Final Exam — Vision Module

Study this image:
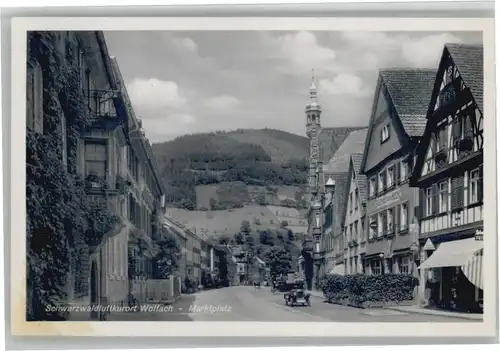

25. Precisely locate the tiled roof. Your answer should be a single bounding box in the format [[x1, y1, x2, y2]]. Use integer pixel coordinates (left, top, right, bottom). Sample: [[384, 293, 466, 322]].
[[323, 172, 349, 235], [380, 69, 437, 137], [350, 153, 367, 205], [324, 128, 368, 173], [445, 43, 483, 113], [318, 127, 366, 163]]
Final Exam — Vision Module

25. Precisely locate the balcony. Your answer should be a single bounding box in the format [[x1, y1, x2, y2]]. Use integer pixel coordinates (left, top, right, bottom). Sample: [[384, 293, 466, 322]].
[[86, 89, 127, 129]]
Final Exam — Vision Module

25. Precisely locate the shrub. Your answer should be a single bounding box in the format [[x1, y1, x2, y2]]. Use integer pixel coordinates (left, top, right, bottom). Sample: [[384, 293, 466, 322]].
[[320, 274, 419, 305]]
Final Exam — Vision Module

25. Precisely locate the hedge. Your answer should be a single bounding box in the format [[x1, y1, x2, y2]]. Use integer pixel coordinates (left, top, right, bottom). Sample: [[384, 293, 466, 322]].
[[320, 274, 419, 305]]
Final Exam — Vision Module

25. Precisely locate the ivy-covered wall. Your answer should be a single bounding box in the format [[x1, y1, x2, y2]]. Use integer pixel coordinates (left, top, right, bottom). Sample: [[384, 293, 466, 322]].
[[26, 31, 118, 320]]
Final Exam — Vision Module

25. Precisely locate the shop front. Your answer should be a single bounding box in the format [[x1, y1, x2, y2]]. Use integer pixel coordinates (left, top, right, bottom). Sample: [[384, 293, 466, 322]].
[[418, 234, 483, 313]]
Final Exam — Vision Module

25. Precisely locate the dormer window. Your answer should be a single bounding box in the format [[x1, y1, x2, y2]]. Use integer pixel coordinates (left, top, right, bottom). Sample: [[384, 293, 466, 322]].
[[381, 124, 390, 143]]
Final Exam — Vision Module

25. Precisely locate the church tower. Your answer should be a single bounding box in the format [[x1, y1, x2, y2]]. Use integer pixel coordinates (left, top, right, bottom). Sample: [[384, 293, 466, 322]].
[[305, 70, 322, 195]]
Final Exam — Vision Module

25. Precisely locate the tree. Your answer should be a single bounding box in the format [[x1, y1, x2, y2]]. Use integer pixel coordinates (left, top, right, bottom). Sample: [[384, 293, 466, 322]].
[[240, 220, 251, 236], [217, 235, 231, 245], [259, 230, 269, 245], [154, 230, 181, 279], [264, 247, 292, 279], [234, 232, 244, 245]]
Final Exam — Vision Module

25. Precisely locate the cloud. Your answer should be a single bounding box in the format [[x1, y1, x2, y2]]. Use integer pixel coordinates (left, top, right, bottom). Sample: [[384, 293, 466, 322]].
[[319, 74, 370, 97], [171, 36, 199, 53], [104, 30, 480, 143], [400, 33, 462, 67], [126, 78, 187, 112], [204, 95, 241, 111], [268, 31, 337, 75]]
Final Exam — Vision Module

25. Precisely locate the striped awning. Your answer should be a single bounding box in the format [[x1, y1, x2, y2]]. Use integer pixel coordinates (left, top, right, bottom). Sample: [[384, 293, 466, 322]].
[[418, 237, 483, 290], [461, 249, 483, 290]]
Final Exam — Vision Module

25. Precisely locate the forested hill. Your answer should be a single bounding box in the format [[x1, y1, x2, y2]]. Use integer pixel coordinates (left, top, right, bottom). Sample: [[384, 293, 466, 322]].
[[151, 128, 310, 211]]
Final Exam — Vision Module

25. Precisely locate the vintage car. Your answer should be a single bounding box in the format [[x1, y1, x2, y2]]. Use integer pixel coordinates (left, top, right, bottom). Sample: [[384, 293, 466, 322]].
[[284, 280, 311, 306]]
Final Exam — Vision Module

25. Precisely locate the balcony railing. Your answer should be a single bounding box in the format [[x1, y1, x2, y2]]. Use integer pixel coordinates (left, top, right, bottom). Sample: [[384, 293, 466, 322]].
[[87, 89, 120, 119]]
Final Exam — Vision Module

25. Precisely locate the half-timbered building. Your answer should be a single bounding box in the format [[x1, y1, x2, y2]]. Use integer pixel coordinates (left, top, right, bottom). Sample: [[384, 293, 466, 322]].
[[410, 44, 484, 313], [360, 68, 436, 281]]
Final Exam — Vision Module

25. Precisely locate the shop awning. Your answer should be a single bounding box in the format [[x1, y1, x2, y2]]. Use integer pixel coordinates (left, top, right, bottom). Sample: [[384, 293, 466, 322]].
[[328, 264, 345, 276], [418, 237, 483, 270], [462, 249, 483, 290]]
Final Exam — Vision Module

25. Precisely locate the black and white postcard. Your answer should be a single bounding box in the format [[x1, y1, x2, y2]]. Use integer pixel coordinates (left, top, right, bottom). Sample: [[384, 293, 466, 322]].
[[8, 16, 497, 338]]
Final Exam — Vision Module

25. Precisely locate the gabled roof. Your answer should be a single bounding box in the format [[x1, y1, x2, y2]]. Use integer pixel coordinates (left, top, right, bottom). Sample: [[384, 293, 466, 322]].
[[318, 127, 366, 163], [445, 44, 483, 113], [324, 128, 368, 173], [360, 68, 436, 173], [322, 129, 369, 235], [410, 43, 484, 185], [351, 153, 367, 205]]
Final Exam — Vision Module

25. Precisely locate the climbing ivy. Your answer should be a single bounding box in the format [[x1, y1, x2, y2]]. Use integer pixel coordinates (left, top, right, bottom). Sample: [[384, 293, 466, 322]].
[[26, 31, 118, 321]]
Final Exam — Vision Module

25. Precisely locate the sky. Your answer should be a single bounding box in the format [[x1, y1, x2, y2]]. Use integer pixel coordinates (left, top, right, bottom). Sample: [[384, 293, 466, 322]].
[[104, 30, 482, 143]]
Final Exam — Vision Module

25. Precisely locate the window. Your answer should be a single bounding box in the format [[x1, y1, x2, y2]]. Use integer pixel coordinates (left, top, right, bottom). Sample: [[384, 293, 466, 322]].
[[387, 165, 395, 188], [400, 203, 408, 231], [377, 212, 385, 237], [361, 219, 365, 241], [78, 49, 86, 91], [400, 160, 408, 182], [469, 169, 480, 204], [439, 180, 448, 213], [378, 171, 386, 193], [369, 177, 376, 197], [436, 127, 448, 152], [398, 256, 410, 275], [28, 61, 44, 133], [387, 208, 394, 234], [349, 224, 353, 243], [354, 220, 359, 242], [371, 260, 382, 275], [349, 192, 353, 212], [381, 125, 390, 143], [355, 189, 359, 209], [425, 187, 433, 217], [84, 141, 107, 179]]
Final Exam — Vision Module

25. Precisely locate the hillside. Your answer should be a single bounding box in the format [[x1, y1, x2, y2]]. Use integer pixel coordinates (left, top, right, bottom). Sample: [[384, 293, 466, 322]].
[[152, 128, 311, 211], [165, 204, 308, 239]]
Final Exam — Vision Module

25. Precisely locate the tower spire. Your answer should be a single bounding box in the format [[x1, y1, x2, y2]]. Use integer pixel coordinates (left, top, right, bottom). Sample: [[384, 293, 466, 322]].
[[309, 68, 317, 102]]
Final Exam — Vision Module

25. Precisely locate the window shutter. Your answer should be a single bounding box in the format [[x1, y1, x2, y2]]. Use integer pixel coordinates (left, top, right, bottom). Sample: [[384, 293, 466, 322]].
[[457, 174, 465, 208], [380, 128, 383, 142], [419, 188, 425, 220], [432, 184, 438, 215], [450, 176, 458, 210], [478, 164, 483, 202], [396, 162, 401, 184]]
